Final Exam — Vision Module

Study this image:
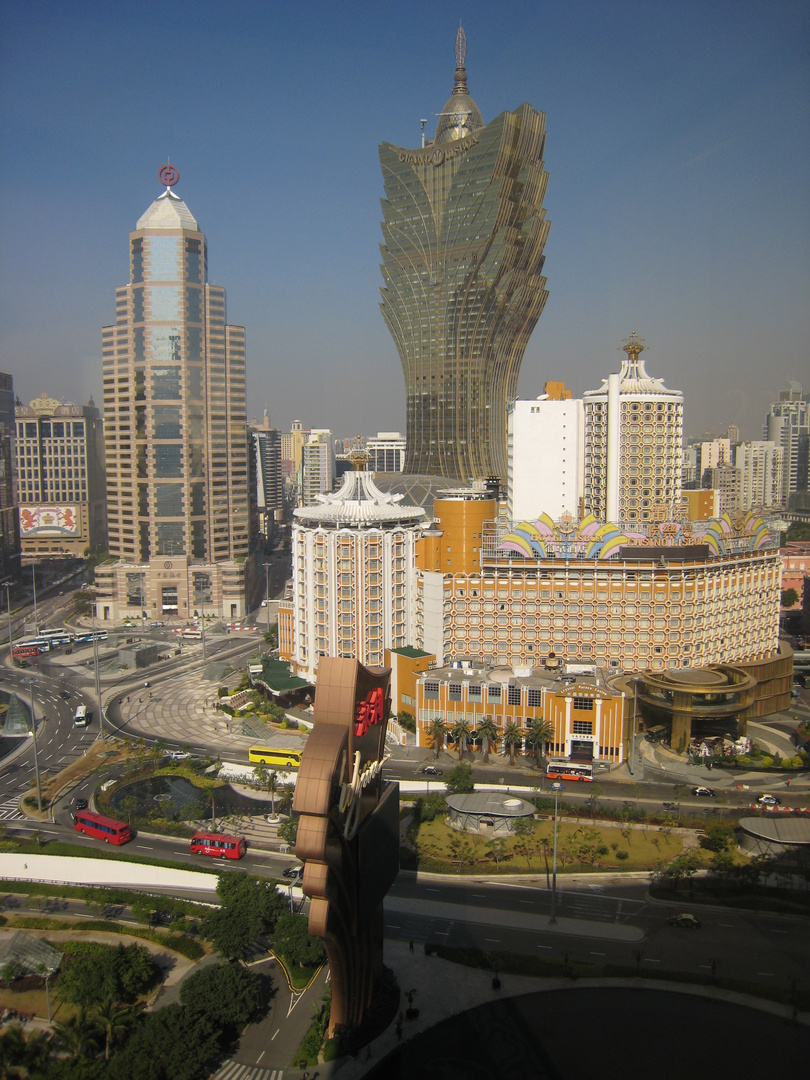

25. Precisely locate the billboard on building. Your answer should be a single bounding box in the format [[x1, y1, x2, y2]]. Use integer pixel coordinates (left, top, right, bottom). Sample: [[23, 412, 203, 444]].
[[20, 506, 79, 536]]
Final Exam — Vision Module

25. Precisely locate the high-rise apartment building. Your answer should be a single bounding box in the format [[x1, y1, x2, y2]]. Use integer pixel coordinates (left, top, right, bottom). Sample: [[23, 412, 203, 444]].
[[252, 410, 282, 539], [735, 441, 784, 512], [699, 438, 731, 485], [0, 372, 19, 579], [706, 464, 740, 515], [15, 394, 106, 559], [378, 28, 550, 480], [95, 173, 251, 621], [763, 381, 809, 507], [507, 390, 584, 521], [583, 333, 683, 523], [300, 430, 334, 507]]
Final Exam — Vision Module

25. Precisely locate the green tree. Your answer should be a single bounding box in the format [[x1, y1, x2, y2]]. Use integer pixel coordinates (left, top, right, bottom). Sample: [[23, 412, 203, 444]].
[[278, 815, 298, 847], [202, 872, 285, 959], [253, 763, 280, 818], [93, 998, 137, 1062], [501, 721, 524, 767], [511, 816, 537, 867], [53, 1008, 99, 1060], [665, 850, 701, 892], [271, 914, 326, 969], [781, 587, 799, 607], [444, 763, 474, 794], [475, 716, 499, 763], [180, 961, 263, 1034], [702, 822, 734, 853], [486, 836, 508, 869], [447, 831, 481, 873], [426, 717, 447, 760], [524, 717, 555, 768], [450, 717, 473, 761], [108, 1004, 219, 1080]]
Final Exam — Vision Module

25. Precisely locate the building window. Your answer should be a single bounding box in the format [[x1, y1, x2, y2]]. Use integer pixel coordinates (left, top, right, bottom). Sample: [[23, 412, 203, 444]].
[[487, 685, 502, 703], [527, 688, 543, 708], [572, 697, 594, 711], [448, 683, 462, 701], [468, 684, 482, 701], [572, 719, 593, 735], [424, 681, 440, 700], [507, 686, 521, 705]]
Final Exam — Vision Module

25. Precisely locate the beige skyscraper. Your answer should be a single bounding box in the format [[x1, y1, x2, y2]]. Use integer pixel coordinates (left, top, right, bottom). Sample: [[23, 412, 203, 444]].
[[95, 173, 251, 622]]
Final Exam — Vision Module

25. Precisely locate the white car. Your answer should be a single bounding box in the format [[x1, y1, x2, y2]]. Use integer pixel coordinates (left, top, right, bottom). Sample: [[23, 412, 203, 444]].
[[756, 794, 781, 807]]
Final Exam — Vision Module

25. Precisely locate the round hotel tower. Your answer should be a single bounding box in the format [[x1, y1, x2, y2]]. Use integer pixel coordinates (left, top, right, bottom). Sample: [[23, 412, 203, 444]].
[[378, 28, 550, 482], [286, 463, 427, 683]]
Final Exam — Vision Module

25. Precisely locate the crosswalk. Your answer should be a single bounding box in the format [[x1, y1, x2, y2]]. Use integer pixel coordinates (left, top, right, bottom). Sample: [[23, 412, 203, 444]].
[[0, 796, 22, 820], [214, 1062, 285, 1080]]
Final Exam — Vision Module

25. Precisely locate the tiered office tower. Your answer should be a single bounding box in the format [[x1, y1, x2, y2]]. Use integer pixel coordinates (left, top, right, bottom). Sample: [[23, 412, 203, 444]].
[[96, 173, 251, 621], [582, 332, 683, 523], [378, 28, 550, 481]]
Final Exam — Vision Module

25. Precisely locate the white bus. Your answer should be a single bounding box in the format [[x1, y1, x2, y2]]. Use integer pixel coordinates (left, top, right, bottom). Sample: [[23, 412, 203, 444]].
[[73, 705, 89, 728]]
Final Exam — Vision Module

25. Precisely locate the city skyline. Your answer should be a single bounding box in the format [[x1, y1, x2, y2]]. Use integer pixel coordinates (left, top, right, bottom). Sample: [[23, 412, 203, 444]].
[[1, 0, 808, 443]]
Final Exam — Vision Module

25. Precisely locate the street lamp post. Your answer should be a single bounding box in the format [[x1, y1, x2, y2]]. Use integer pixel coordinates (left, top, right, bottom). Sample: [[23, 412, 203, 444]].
[[549, 781, 563, 924], [91, 600, 104, 736], [31, 561, 38, 632], [199, 576, 207, 662], [24, 678, 43, 813], [265, 562, 271, 635], [2, 581, 13, 663], [629, 678, 641, 777]]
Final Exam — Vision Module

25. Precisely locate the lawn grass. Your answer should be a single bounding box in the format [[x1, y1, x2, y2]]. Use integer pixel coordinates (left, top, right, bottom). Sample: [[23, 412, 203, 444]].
[[413, 816, 686, 874]]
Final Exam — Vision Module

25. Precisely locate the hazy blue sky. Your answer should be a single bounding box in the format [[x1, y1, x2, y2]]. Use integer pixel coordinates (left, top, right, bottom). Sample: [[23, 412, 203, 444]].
[[1, 0, 807, 441]]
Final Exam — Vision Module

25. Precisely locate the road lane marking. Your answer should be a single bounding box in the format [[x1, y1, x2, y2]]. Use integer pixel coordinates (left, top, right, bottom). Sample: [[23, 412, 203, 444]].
[[485, 938, 500, 943], [257, 1051, 265, 1063], [271, 1029, 280, 1040], [769, 930, 787, 935], [537, 945, 552, 949], [435, 931, 450, 936], [519, 900, 533, 905], [642, 958, 660, 963], [426, 888, 440, 892], [590, 952, 606, 956], [757, 972, 775, 977]]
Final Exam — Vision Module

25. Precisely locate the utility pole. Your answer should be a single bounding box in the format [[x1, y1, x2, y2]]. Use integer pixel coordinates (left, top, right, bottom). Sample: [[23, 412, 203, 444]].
[[24, 678, 43, 813]]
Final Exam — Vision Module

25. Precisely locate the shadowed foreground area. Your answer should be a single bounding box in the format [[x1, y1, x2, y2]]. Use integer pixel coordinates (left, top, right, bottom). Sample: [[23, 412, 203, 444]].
[[365, 986, 809, 1080]]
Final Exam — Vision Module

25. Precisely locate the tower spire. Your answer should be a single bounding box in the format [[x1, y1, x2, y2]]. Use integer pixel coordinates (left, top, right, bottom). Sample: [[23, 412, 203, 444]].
[[453, 24, 469, 95]]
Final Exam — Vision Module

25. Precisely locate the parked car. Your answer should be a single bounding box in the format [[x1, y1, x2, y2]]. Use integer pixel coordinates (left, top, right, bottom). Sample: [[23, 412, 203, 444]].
[[669, 913, 701, 929], [420, 765, 443, 776], [283, 866, 304, 879], [757, 794, 781, 806], [692, 786, 716, 797]]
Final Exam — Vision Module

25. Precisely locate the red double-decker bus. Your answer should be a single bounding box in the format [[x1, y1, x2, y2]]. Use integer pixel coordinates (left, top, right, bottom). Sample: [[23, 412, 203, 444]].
[[190, 832, 246, 859], [73, 810, 131, 845], [12, 644, 40, 660]]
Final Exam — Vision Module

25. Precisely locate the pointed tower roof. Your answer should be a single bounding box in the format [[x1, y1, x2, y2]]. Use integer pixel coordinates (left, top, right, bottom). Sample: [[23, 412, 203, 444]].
[[136, 188, 199, 231], [294, 471, 427, 528], [434, 26, 484, 146]]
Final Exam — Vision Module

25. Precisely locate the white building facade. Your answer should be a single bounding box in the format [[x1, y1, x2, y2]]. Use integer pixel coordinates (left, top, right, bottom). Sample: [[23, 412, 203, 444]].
[[735, 441, 784, 512], [507, 396, 584, 521], [283, 470, 426, 682], [583, 332, 683, 524]]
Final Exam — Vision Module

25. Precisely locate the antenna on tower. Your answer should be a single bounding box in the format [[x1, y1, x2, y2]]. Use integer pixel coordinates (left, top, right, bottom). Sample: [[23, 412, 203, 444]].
[[420, 118, 428, 148]]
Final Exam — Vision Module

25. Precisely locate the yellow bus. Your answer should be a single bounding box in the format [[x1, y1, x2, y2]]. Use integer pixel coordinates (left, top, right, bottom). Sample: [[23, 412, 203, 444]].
[[248, 745, 303, 768]]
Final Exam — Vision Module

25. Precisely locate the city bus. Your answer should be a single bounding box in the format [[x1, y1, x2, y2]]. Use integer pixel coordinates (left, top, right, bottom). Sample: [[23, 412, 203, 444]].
[[71, 630, 109, 644], [15, 637, 51, 654], [12, 643, 40, 660], [40, 628, 72, 646], [546, 759, 594, 782], [73, 810, 131, 845], [73, 705, 89, 727], [248, 745, 303, 768], [190, 831, 246, 859], [181, 628, 202, 640]]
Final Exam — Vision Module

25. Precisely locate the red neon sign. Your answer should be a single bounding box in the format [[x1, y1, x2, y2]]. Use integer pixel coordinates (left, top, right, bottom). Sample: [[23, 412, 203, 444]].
[[353, 687, 384, 738]]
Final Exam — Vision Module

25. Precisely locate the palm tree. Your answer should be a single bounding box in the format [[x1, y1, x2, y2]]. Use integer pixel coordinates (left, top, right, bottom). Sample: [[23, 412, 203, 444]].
[[23, 1027, 53, 1075], [0, 1023, 28, 1076], [267, 770, 280, 820], [501, 721, 524, 767], [93, 997, 137, 1062], [451, 717, 473, 762], [426, 717, 447, 760], [524, 718, 555, 768], [476, 716, 499, 764], [53, 1007, 99, 1059]]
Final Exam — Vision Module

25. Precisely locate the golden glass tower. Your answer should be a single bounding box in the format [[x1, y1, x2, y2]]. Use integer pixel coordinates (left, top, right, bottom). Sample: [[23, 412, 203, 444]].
[[379, 28, 550, 480]]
